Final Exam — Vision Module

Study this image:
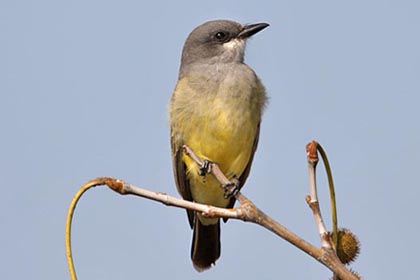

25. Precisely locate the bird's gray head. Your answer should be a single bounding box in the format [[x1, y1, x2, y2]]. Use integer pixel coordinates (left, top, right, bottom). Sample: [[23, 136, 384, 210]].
[[180, 20, 269, 73]]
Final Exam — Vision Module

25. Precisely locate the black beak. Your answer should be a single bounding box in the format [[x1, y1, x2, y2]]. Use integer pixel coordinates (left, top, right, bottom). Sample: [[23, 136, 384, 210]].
[[238, 22, 269, 39]]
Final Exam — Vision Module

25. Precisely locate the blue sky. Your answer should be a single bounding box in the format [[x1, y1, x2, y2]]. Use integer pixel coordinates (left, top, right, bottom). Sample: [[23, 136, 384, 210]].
[[1, 0, 419, 279]]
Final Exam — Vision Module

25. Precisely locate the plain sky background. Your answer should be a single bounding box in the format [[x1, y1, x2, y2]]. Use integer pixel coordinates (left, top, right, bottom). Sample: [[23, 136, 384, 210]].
[[1, 0, 419, 279]]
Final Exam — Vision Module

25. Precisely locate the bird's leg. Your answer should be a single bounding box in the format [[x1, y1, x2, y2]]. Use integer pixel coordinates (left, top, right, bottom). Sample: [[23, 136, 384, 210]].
[[223, 177, 240, 199]]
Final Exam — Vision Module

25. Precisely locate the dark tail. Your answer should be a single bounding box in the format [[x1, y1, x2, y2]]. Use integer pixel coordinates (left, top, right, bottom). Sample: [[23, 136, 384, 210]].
[[191, 217, 220, 272]]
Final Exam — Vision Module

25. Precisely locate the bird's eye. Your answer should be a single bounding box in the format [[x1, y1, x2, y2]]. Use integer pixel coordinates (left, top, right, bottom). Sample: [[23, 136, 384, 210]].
[[215, 32, 228, 41]]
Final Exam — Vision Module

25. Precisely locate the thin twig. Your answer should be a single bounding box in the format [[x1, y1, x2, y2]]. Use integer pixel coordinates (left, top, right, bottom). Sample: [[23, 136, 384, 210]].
[[306, 141, 331, 249]]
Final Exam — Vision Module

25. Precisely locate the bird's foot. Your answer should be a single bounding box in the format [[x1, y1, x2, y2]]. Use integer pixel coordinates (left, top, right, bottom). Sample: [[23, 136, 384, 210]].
[[199, 160, 212, 177], [223, 179, 240, 199]]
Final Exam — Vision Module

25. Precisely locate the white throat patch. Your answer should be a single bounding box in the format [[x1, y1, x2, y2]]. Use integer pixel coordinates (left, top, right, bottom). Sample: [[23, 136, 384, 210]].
[[223, 38, 245, 50]]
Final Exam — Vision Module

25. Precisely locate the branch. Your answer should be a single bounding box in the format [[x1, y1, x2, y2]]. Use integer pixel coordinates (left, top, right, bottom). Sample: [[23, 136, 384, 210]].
[[183, 144, 357, 280], [66, 146, 359, 280]]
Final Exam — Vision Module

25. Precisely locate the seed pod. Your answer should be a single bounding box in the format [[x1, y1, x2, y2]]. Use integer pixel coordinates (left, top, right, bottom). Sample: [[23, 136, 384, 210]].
[[329, 228, 361, 265]]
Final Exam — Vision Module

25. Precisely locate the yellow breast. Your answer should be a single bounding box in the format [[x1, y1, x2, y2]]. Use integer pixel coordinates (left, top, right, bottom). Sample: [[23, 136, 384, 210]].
[[170, 69, 266, 209]]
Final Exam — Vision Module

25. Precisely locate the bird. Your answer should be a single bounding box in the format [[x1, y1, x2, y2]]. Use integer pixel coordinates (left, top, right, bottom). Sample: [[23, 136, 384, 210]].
[[169, 19, 268, 271]]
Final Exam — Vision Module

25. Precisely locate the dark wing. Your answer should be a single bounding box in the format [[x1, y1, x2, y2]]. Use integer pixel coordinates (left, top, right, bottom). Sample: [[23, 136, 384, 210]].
[[171, 128, 195, 228], [224, 123, 261, 221]]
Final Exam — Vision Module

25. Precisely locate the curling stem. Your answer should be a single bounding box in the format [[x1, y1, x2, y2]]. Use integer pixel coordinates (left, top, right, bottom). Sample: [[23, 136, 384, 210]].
[[316, 144, 338, 251]]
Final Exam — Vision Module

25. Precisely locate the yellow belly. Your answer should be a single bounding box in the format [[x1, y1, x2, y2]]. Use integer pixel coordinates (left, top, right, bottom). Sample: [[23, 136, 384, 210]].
[[182, 96, 258, 210]]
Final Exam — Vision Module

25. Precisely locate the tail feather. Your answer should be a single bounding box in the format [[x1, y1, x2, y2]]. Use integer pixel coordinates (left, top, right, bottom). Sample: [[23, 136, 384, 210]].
[[191, 217, 220, 272]]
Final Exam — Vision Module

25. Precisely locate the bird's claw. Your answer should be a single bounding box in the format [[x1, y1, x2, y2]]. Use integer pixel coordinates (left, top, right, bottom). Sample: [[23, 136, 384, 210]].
[[223, 181, 240, 199], [199, 160, 212, 177]]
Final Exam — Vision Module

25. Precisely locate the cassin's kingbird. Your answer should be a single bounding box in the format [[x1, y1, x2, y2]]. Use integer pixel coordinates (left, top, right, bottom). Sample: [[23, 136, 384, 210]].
[[170, 19, 268, 271]]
